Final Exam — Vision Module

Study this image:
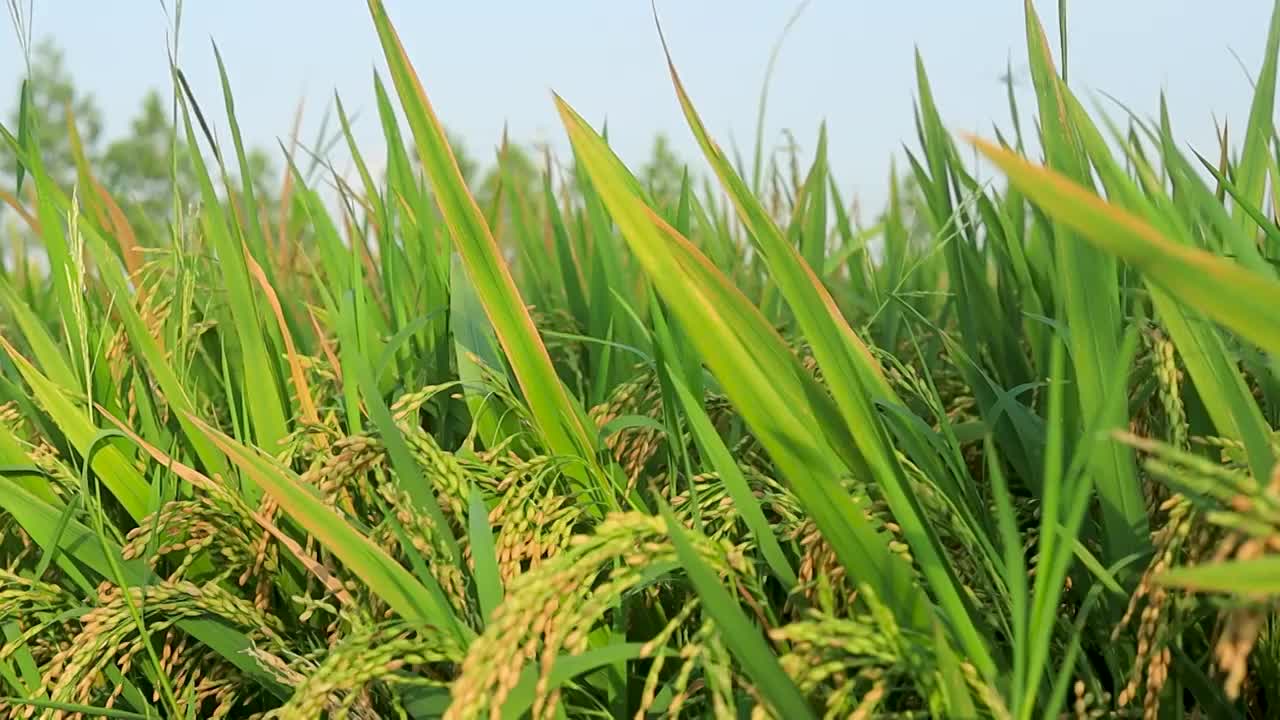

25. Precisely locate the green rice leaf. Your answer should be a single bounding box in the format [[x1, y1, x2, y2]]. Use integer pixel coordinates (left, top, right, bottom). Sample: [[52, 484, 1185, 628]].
[[661, 504, 815, 719]]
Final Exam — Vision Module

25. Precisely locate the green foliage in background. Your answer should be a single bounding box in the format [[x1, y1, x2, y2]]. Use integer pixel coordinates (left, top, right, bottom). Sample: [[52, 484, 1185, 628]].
[[2, 0, 1280, 717]]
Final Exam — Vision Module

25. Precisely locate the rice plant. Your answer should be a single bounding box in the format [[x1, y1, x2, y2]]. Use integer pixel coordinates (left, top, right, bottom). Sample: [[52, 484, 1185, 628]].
[[2, 0, 1280, 717]]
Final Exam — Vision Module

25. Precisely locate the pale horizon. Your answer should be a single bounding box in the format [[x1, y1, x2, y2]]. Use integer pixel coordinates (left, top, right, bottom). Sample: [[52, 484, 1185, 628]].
[[2, 1, 1273, 218]]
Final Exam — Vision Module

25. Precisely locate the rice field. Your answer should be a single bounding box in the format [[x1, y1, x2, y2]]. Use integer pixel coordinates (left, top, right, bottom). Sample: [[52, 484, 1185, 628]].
[[3, 0, 1280, 717]]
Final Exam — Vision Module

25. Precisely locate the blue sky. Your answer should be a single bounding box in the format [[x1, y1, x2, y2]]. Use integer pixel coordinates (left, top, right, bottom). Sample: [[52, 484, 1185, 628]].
[[1, 1, 1274, 216]]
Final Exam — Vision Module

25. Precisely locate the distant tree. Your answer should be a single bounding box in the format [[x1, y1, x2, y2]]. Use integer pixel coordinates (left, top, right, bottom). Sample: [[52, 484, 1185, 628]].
[[98, 90, 197, 234], [477, 140, 539, 217], [97, 90, 280, 241], [403, 128, 476, 186], [447, 128, 479, 188], [245, 148, 277, 201], [2, 38, 104, 191], [5, 39, 282, 243], [638, 133, 686, 207]]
